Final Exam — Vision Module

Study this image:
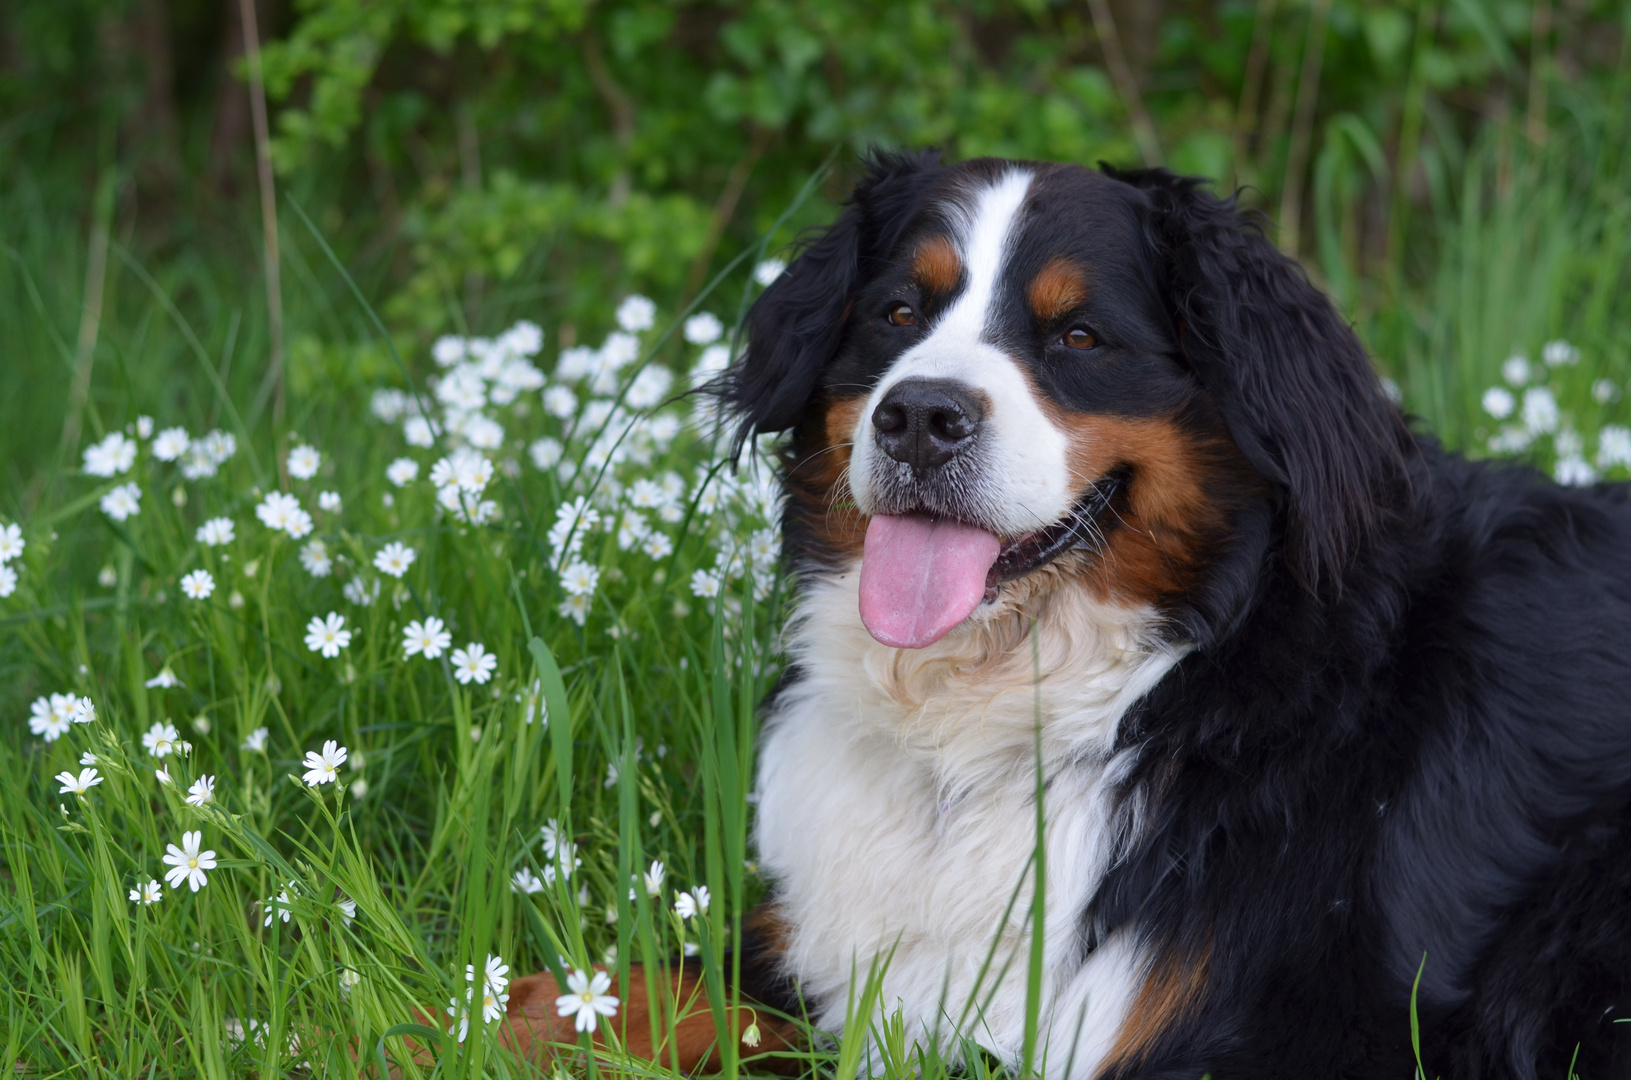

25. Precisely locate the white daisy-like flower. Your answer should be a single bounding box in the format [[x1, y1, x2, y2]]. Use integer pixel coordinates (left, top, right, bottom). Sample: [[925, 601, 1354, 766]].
[[529, 437, 563, 470], [343, 576, 379, 606], [1502, 354, 1532, 386], [464, 415, 505, 450], [512, 867, 545, 894], [129, 879, 163, 905], [450, 643, 497, 685], [1542, 339, 1580, 367], [337, 897, 357, 923], [83, 432, 137, 476], [466, 953, 510, 997], [101, 482, 142, 522], [161, 830, 217, 891], [558, 592, 590, 626], [615, 294, 657, 333], [185, 775, 216, 807], [180, 569, 214, 600], [543, 385, 579, 419], [143, 721, 181, 758], [402, 616, 451, 660], [691, 343, 731, 389], [255, 492, 304, 535], [299, 541, 333, 578], [373, 541, 416, 578], [155, 765, 172, 784], [145, 669, 182, 688], [386, 458, 420, 487], [69, 696, 94, 724], [153, 427, 191, 461], [1556, 457, 1598, 487], [0, 564, 16, 598], [304, 612, 352, 658], [301, 740, 348, 786], [318, 491, 342, 512], [79, 751, 97, 766], [1596, 425, 1631, 470], [690, 569, 721, 599], [555, 968, 619, 1033], [447, 995, 471, 1043], [643, 860, 665, 897], [636, 532, 671, 560], [56, 767, 103, 795], [1482, 386, 1515, 420], [0, 522, 24, 563], [540, 820, 562, 859], [1520, 386, 1560, 435], [339, 968, 361, 996], [433, 335, 467, 367], [242, 726, 269, 752], [136, 416, 154, 438], [196, 517, 235, 546], [683, 311, 723, 345], [287, 445, 321, 479], [263, 884, 295, 926], [559, 560, 600, 598], [404, 416, 439, 447], [753, 258, 786, 287], [673, 886, 709, 920], [372, 389, 406, 423], [31, 695, 73, 741], [626, 366, 674, 410]]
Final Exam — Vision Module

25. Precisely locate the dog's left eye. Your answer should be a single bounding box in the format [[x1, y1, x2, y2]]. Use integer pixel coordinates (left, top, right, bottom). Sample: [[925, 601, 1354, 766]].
[[1062, 327, 1098, 350], [887, 302, 917, 327]]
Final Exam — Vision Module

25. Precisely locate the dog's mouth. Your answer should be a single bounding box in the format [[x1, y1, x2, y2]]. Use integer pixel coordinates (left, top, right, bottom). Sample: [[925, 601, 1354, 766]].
[[857, 472, 1125, 650]]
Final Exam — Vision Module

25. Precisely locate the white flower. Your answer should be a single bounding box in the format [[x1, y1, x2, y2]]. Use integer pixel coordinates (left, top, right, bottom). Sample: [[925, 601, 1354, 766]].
[[1543, 339, 1580, 367], [1481, 386, 1515, 420], [404, 416, 438, 447], [629, 479, 664, 509], [683, 311, 723, 345], [255, 492, 308, 536], [559, 560, 600, 598], [196, 517, 235, 546], [70, 696, 94, 724], [626, 366, 674, 410], [287, 445, 321, 480], [1488, 424, 1534, 454], [129, 879, 163, 905], [0, 522, 25, 563], [543, 385, 579, 419], [513, 867, 545, 894], [101, 483, 141, 522], [615, 295, 657, 333], [1502, 354, 1532, 386], [135, 416, 154, 438], [343, 577, 380, 607], [143, 722, 181, 758], [263, 884, 294, 926], [753, 258, 786, 286], [180, 569, 215, 600], [555, 969, 618, 1033], [155, 765, 172, 784], [1593, 379, 1621, 405], [1596, 425, 1631, 470], [386, 458, 420, 487], [402, 616, 452, 659], [742, 1021, 761, 1047], [643, 860, 665, 897], [56, 767, 103, 795], [80, 751, 97, 766], [372, 388, 410, 421], [548, 497, 600, 559], [467, 953, 510, 996], [338, 897, 357, 923], [146, 668, 182, 688], [1520, 386, 1560, 435], [185, 775, 216, 807], [450, 643, 497, 685], [690, 570, 721, 599], [1556, 457, 1598, 487], [0, 564, 16, 598], [1556, 428, 1584, 458], [673, 886, 709, 919], [318, 491, 342, 512], [242, 727, 269, 752], [161, 830, 217, 891], [641, 533, 674, 560], [339, 968, 361, 996], [83, 432, 137, 477], [305, 612, 352, 658], [528, 437, 563, 471], [299, 541, 333, 578], [464, 415, 505, 450], [153, 428, 190, 461], [301, 740, 348, 785], [433, 335, 467, 367], [558, 593, 590, 626], [691, 343, 731, 388], [500, 320, 544, 357], [539, 820, 562, 859], [373, 542, 416, 578]]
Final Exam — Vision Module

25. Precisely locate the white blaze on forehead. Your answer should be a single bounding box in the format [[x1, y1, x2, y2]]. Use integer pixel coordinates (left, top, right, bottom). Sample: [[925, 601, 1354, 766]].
[[849, 170, 1076, 535]]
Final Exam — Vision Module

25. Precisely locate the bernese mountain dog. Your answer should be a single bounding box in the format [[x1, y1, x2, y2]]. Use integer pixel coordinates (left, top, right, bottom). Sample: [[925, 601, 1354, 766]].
[[501, 151, 1631, 1079]]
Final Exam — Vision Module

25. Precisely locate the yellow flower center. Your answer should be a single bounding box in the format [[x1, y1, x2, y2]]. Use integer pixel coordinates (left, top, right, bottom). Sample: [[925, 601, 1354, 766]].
[[188, 857, 198, 868]]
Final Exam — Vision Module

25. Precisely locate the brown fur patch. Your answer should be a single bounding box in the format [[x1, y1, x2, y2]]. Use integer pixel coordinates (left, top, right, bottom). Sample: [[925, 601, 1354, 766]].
[[1027, 256, 1089, 321], [911, 235, 962, 295], [1102, 942, 1211, 1071], [785, 394, 870, 557]]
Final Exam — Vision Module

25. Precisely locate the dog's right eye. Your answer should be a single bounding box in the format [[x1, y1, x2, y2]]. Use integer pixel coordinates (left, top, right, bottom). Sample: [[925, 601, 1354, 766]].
[[887, 303, 917, 327]]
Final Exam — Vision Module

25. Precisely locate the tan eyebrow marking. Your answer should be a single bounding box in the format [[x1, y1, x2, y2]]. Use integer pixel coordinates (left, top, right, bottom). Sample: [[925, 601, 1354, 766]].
[[1028, 256, 1089, 322], [910, 235, 962, 295]]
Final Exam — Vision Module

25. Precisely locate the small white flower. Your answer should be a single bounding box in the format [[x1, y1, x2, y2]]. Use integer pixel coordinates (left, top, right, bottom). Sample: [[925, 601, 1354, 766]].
[[559, 560, 600, 598], [263, 884, 295, 926], [555, 968, 619, 1033], [467, 953, 510, 996], [301, 740, 348, 785], [180, 569, 215, 600], [543, 385, 579, 419], [153, 427, 191, 461], [255, 492, 310, 537], [1596, 425, 1631, 470], [433, 335, 467, 367], [404, 416, 439, 447], [56, 767, 103, 795], [373, 542, 416, 578], [529, 437, 563, 470], [129, 879, 163, 905], [743, 1021, 761, 1047], [1502, 354, 1532, 386], [350, 777, 368, 799], [1520, 386, 1560, 435], [558, 592, 590, 626], [0, 564, 16, 598], [753, 258, 786, 286], [690, 569, 721, 599], [641, 532, 674, 560], [1481, 386, 1515, 420], [80, 751, 97, 765], [643, 860, 665, 898], [615, 294, 657, 333], [161, 830, 217, 892], [1593, 379, 1621, 405], [299, 540, 333, 578], [143, 722, 181, 758], [513, 867, 545, 894], [185, 775, 216, 807], [386, 458, 420, 487], [683, 311, 723, 345], [1556, 457, 1598, 487], [674, 885, 710, 919], [339, 968, 361, 996], [338, 897, 357, 923], [155, 765, 172, 784], [318, 491, 342, 512], [287, 445, 321, 480], [343, 577, 380, 607], [196, 517, 235, 546], [146, 669, 182, 688], [626, 366, 674, 410], [0, 522, 24, 563], [304, 612, 352, 658], [69, 696, 94, 724], [1542, 339, 1580, 367], [101, 482, 141, 522], [450, 642, 497, 685], [402, 616, 452, 660], [242, 726, 269, 752], [84, 432, 137, 477], [136, 416, 154, 438]]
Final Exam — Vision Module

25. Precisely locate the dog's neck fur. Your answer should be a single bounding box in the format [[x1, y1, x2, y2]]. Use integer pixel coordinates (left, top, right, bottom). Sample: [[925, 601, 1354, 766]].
[[753, 559, 1185, 1076]]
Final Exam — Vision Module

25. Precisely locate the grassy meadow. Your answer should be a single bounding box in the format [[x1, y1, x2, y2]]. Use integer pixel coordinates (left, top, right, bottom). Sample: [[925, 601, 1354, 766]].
[[4, 48, 1631, 1080]]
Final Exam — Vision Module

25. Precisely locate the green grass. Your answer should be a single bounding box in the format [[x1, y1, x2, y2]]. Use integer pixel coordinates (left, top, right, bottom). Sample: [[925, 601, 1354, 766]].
[[2, 109, 1631, 1079]]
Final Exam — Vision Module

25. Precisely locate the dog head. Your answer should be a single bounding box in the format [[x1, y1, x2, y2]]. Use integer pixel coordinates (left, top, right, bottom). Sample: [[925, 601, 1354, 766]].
[[726, 152, 1411, 648]]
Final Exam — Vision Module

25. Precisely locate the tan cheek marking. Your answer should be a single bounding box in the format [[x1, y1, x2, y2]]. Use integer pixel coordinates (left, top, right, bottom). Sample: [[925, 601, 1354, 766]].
[[1027, 256, 1088, 323], [911, 235, 962, 295], [1102, 942, 1211, 1072], [785, 394, 870, 558]]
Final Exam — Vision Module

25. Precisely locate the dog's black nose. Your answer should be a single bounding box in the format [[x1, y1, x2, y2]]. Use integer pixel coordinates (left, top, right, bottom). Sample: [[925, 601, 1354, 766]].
[[872, 379, 985, 479]]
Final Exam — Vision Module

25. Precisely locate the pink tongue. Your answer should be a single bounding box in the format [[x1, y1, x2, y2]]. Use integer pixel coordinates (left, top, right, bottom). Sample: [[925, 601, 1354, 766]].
[[859, 514, 1002, 649]]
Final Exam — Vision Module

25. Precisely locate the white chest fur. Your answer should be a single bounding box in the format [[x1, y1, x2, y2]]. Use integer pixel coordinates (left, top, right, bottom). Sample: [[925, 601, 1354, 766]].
[[753, 566, 1184, 1077]]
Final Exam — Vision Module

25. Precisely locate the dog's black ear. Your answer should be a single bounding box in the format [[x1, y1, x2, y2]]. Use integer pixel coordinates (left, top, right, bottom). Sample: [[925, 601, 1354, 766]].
[[725, 149, 943, 453], [1107, 164, 1413, 594]]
